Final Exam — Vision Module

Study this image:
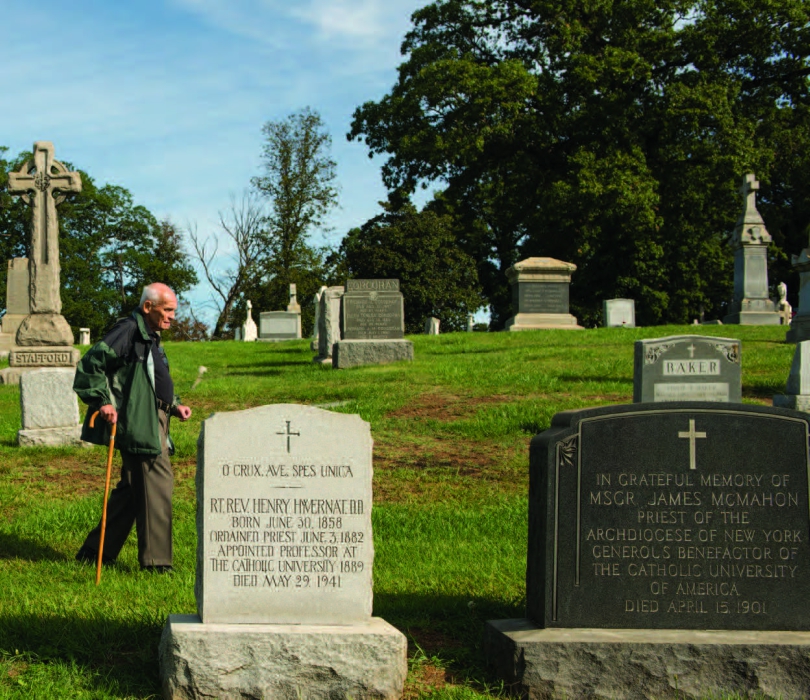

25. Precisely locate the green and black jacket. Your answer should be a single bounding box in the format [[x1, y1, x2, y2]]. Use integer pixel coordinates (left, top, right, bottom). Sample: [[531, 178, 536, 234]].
[[73, 310, 179, 455]]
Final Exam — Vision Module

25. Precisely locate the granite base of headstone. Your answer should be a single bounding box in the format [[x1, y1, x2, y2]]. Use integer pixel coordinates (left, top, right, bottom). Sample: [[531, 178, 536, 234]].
[[159, 404, 407, 699], [313, 286, 344, 365], [603, 298, 636, 327], [18, 368, 82, 446], [634, 335, 741, 403], [485, 402, 810, 699], [774, 340, 810, 411], [333, 339, 414, 370], [503, 258, 583, 331]]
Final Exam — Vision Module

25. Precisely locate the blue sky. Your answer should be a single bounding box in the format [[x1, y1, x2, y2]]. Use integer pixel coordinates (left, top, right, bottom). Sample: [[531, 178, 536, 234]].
[[0, 0, 435, 322]]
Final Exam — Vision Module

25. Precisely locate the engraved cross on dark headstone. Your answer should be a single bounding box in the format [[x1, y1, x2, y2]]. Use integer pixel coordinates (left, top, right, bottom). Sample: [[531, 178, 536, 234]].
[[678, 419, 707, 470], [276, 420, 301, 453]]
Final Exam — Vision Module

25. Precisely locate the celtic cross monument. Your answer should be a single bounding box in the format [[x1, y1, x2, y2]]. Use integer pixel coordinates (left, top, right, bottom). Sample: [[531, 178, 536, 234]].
[[6, 141, 81, 368], [723, 173, 781, 325]]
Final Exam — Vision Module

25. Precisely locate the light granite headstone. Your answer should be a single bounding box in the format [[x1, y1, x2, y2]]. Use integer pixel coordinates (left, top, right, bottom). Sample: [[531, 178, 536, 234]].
[[287, 283, 301, 314], [1, 258, 30, 337], [258, 311, 300, 342], [310, 285, 327, 352], [504, 257, 583, 330], [777, 282, 792, 326], [633, 335, 741, 403], [425, 317, 440, 335], [8, 141, 82, 349], [723, 174, 780, 325], [159, 404, 406, 699], [774, 341, 810, 411], [787, 242, 810, 342], [467, 313, 475, 332], [314, 286, 344, 364], [78, 328, 90, 345], [18, 368, 82, 446], [241, 300, 257, 342], [603, 298, 636, 327]]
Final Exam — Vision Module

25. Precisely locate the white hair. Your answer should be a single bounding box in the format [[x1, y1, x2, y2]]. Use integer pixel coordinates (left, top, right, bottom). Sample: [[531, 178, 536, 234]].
[[140, 284, 174, 307]]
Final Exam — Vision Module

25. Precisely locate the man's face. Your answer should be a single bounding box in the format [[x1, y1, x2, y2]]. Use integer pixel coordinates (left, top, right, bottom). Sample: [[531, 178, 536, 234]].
[[143, 292, 177, 332]]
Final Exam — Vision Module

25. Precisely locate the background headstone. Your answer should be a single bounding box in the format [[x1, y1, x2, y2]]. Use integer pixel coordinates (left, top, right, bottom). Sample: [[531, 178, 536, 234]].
[[485, 402, 810, 699], [634, 334, 741, 403], [241, 300, 257, 342], [1, 258, 30, 339], [424, 317, 440, 335], [258, 311, 300, 342], [787, 241, 810, 342], [78, 328, 90, 345], [287, 283, 301, 314], [310, 285, 327, 352], [503, 257, 583, 330], [774, 340, 810, 411], [777, 282, 793, 326], [723, 174, 781, 325], [467, 313, 474, 332], [18, 368, 82, 446], [603, 298, 636, 327], [314, 286, 344, 364], [334, 280, 413, 369], [159, 404, 407, 698]]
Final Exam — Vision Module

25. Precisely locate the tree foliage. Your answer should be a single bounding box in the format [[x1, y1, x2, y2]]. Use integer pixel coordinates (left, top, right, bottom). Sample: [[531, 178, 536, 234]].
[[341, 199, 484, 332], [350, 0, 810, 326], [0, 148, 198, 339]]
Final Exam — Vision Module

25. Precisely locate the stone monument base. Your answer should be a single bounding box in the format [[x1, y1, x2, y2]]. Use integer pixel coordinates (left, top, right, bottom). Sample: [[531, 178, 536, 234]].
[[0, 366, 36, 385], [786, 315, 810, 343], [16, 313, 75, 346], [504, 312, 583, 331], [18, 425, 84, 447], [332, 339, 414, 369], [9, 346, 80, 367], [159, 614, 407, 700], [722, 310, 781, 325], [484, 619, 810, 700]]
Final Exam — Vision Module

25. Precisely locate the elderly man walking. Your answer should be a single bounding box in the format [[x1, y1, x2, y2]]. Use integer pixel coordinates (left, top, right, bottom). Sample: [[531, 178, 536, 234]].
[[73, 283, 192, 572]]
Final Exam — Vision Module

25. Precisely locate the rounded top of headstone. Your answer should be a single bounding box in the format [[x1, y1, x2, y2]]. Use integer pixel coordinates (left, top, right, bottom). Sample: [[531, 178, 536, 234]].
[[507, 257, 577, 274]]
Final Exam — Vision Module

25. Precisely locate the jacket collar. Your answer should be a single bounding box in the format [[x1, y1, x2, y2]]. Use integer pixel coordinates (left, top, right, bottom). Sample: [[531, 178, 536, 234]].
[[132, 309, 156, 342]]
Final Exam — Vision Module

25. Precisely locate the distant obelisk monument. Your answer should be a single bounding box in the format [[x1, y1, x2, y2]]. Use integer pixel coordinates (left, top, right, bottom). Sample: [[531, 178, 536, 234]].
[[6, 142, 81, 374], [723, 173, 780, 325]]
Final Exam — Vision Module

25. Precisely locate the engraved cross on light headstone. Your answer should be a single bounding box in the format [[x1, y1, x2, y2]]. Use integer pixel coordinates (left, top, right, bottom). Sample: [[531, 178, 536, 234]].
[[678, 419, 707, 470], [8, 142, 81, 314], [276, 420, 301, 453]]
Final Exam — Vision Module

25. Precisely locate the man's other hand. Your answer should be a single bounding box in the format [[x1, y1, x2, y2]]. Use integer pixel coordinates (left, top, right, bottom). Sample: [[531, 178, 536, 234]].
[[174, 405, 192, 422]]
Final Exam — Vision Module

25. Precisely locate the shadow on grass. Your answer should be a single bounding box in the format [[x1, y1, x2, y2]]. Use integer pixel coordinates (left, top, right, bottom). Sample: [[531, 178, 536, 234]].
[[0, 532, 66, 562], [374, 591, 525, 693], [0, 612, 160, 696]]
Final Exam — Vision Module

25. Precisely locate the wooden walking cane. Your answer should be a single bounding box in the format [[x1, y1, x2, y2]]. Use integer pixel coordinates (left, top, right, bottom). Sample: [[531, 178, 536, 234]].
[[89, 410, 117, 585]]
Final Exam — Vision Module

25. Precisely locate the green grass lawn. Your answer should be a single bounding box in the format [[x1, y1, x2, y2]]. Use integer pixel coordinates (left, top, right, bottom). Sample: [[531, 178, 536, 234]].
[[0, 325, 795, 698]]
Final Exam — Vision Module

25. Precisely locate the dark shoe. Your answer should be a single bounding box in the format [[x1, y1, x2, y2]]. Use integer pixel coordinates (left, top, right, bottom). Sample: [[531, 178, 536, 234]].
[[141, 565, 173, 574], [75, 546, 115, 566]]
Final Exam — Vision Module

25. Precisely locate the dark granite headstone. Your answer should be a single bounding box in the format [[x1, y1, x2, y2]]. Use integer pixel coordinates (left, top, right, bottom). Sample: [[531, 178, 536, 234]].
[[634, 335, 741, 403], [341, 279, 404, 340], [527, 402, 810, 631]]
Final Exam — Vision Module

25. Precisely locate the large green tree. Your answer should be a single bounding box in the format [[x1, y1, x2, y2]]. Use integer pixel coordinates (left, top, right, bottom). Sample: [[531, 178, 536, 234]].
[[1, 148, 198, 339], [341, 199, 484, 332], [350, 0, 810, 327]]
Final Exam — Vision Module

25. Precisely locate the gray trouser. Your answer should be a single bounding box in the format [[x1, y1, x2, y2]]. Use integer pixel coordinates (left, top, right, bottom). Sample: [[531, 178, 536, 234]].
[[80, 408, 173, 567]]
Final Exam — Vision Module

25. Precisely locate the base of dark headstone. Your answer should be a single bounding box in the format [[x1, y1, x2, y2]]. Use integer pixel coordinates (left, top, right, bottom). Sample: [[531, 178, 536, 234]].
[[484, 618, 810, 700], [18, 425, 84, 447], [504, 313, 583, 331], [722, 310, 781, 325], [332, 339, 414, 369], [159, 614, 407, 700], [773, 393, 810, 411], [786, 315, 810, 343]]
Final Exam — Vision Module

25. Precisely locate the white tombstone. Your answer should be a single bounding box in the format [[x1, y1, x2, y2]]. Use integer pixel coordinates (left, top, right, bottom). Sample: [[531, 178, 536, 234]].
[[603, 299, 636, 327], [287, 283, 301, 314], [777, 282, 793, 326], [467, 313, 475, 332], [78, 328, 90, 345], [311, 285, 327, 352], [314, 286, 344, 364], [242, 300, 257, 342], [425, 317, 440, 335], [159, 404, 407, 698], [774, 341, 810, 411], [18, 368, 82, 446]]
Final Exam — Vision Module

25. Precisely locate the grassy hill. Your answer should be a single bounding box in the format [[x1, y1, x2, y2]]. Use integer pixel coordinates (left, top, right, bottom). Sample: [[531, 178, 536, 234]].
[[0, 325, 794, 698]]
